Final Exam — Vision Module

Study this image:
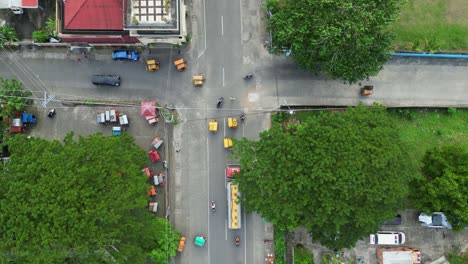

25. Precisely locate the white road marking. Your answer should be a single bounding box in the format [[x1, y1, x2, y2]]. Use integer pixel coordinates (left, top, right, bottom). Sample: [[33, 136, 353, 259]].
[[225, 220, 228, 240], [198, 0, 207, 58], [206, 112, 211, 264], [239, 0, 243, 37], [222, 68, 225, 87], [223, 117, 226, 137], [221, 16, 224, 36]]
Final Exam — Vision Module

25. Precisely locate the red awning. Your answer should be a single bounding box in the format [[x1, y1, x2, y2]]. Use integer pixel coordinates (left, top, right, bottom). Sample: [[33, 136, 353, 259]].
[[141, 101, 156, 116]]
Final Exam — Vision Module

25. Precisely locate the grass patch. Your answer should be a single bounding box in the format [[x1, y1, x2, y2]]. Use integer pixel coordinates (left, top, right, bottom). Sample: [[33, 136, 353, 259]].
[[294, 244, 314, 264], [388, 108, 468, 168], [278, 107, 468, 170], [389, 0, 468, 51], [446, 253, 468, 264], [274, 227, 286, 264]]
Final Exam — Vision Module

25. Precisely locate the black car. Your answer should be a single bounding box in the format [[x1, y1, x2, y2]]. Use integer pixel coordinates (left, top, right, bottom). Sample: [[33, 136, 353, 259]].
[[92, 75, 121, 86]]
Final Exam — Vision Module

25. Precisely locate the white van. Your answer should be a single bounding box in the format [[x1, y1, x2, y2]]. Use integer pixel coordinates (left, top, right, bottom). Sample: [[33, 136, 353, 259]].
[[369, 231, 405, 245]]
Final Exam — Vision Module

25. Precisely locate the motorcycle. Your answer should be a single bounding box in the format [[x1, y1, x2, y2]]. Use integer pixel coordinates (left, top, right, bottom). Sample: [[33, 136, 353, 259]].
[[216, 97, 224, 108], [235, 236, 240, 247], [48, 108, 56, 118], [243, 74, 253, 79], [210, 201, 216, 212]]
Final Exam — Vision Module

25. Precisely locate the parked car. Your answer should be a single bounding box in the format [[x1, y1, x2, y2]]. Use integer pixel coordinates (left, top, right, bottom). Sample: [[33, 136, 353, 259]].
[[418, 212, 452, 229], [112, 50, 139, 61], [92, 75, 121, 86], [370, 231, 406, 245], [382, 214, 402, 225]]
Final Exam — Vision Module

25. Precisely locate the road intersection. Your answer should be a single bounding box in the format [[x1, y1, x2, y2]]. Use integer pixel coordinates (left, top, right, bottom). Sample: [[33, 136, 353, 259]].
[[0, 0, 467, 261]]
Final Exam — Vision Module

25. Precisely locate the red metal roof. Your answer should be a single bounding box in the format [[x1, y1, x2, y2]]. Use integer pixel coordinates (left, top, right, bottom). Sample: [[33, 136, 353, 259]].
[[64, 0, 124, 30]]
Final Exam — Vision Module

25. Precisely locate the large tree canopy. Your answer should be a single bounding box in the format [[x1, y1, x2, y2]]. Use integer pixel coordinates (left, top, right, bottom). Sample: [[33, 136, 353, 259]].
[[0, 133, 176, 263], [232, 105, 416, 249], [266, 0, 404, 83], [412, 145, 467, 231]]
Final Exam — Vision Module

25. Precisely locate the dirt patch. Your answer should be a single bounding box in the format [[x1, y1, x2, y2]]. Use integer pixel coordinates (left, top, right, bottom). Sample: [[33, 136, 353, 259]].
[[447, 0, 468, 24]]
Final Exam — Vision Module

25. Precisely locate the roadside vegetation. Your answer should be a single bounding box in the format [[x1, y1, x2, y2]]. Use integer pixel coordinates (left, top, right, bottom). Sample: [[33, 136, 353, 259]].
[[389, 0, 468, 52], [275, 227, 286, 264], [232, 105, 467, 250], [294, 244, 314, 264], [447, 252, 468, 264], [0, 25, 18, 46], [32, 18, 56, 43]]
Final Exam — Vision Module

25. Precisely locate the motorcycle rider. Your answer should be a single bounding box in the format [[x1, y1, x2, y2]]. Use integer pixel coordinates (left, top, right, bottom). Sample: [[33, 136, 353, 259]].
[[240, 113, 245, 121], [211, 201, 216, 212], [216, 97, 224, 108], [235, 236, 240, 246]]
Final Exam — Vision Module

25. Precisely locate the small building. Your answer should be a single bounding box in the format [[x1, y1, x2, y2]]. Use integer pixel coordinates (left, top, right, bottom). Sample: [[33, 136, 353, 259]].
[[0, 0, 38, 14], [56, 0, 187, 45], [377, 248, 421, 264]]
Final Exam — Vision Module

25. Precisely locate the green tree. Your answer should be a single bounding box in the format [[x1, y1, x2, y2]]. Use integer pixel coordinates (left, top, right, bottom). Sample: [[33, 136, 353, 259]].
[[0, 133, 176, 263], [0, 78, 33, 117], [0, 25, 18, 46], [412, 145, 468, 231], [265, 0, 404, 83], [149, 217, 181, 264], [232, 104, 416, 249]]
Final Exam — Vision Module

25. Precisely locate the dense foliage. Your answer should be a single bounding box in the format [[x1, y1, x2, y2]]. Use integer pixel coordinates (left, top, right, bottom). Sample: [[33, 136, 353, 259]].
[[232, 105, 416, 249], [412, 145, 468, 231], [0, 78, 33, 117], [0, 25, 18, 46], [265, 0, 404, 83], [0, 133, 177, 263]]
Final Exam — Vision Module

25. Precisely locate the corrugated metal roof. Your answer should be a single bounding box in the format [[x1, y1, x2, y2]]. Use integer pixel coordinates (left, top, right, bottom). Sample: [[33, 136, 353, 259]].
[[63, 0, 124, 30]]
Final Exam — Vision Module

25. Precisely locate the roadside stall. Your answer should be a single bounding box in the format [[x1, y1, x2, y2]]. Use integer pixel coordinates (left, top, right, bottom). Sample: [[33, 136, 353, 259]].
[[148, 201, 158, 212], [119, 114, 129, 126], [153, 173, 165, 186], [97, 113, 106, 124], [152, 137, 163, 149], [141, 101, 159, 125], [112, 126, 122, 136], [147, 186, 157, 196], [148, 150, 160, 162]]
